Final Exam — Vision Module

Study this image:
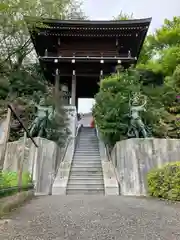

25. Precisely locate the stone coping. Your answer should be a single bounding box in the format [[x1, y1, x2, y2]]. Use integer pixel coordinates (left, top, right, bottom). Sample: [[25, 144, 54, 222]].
[[101, 161, 119, 195]]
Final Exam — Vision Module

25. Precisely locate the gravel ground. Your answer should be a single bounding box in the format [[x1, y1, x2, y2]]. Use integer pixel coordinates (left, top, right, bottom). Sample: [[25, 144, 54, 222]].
[[0, 195, 180, 240]]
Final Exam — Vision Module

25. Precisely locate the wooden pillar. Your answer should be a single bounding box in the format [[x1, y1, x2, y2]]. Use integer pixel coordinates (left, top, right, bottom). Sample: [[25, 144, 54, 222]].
[[55, 68, 60, 110], [71, 70, 76, 106], [18, 131, 27, 192], [100, 57, 104, 81], [100, 70, 103, 81], [75, 97, 78, 112], [45, 49, 48, 56]]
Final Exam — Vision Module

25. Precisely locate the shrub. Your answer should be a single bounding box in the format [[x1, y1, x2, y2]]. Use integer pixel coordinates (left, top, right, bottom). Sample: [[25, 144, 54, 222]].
[[147, 162, 180, 201], [0, 171, 32, 189]]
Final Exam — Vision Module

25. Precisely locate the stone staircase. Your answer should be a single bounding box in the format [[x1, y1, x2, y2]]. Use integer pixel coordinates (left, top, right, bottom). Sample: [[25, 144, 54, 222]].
[[66, 127, 104, 195]]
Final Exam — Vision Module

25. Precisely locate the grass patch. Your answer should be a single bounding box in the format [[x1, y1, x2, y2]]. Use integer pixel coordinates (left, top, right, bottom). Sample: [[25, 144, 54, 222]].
[[0, 171, 33, 198]]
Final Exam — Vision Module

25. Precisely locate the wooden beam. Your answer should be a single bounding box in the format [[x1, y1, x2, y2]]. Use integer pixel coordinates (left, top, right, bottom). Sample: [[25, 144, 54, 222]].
[[53, 73, 108, 77], [71, 70, 76, 106], [40, 56, 135, 61], [55, 68, 60, 110]]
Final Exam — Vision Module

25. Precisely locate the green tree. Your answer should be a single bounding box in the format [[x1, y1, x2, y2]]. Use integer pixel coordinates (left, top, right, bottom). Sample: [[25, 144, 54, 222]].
[[0, 0, 86, 71], [113, 11, 133, 20], [93, 70, 148, 145], [0, 0, 86, 142], [93, 67, 179, 146], [137, 16, 180, 138]]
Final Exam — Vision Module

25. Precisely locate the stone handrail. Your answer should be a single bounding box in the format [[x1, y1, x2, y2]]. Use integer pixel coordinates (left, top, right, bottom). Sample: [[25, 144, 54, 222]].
[[95, 125, 119, 195], [60, 123, 82, 164]]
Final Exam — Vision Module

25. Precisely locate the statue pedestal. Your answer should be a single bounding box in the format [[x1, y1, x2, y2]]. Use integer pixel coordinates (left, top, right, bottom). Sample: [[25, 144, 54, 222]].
[[64, 106, 77, 138]]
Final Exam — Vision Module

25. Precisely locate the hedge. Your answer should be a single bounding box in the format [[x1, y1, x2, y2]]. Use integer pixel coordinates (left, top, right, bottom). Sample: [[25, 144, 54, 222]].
[[147, 162, 180, 201]]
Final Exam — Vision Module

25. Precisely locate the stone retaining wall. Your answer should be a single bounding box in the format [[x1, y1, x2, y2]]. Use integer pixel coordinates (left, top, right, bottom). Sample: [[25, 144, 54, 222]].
[[0, 137, 63, 195], [111, 138, 180, 196]]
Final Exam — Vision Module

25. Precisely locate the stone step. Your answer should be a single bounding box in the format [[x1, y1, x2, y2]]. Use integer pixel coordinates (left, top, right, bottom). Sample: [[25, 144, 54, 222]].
[[78, 143, 98, 145], [74, 152, 100, 155], [74, 157, 100, 159], [76, 147, 99, 149], [73, 155, 100, 157], [73, 157, 100, 160], [81, 134, 96, 135], [79, 140, 97, 142], [75, 150, 99, 154], [73, 156, 101, 160], [74, 153, 100, 156], [78, 139, 98, 141], [66, 188, 104, 195], [75, 149, 99, 152], [77, 143, 98, 145], [78, 138, 98, 140], [73, 154, 100, 161], [79, 134, 96, 135], [73, 162, 101, 165], [76, 148, 99, 150], [72, 163, 102, 167], [69, 176, 103, 180], [77, 142, 98, 145], [75, 149, 99, 151], [68, 179, 104, 185], [67, 183, 104, 188], [80, 131, 96, 133], [78, 140, 98, 142], [71, 167, 102, 172], [79, 137, 97, 138], [78, 137, 97, 139], [70, 171, 103, 177], [76, 144, 98, 146], [76, 148, 98, 150], [72, 160, 101, 164], [79, 134, 97, 135], [75, 150, 99, 156], [80, 130, 95, 132], [72, 163, 101, 166], [75, 153, 99, 156], [76, 153, 99, 156], [79, 139, 97, 141], [75, 152, 99, 154]]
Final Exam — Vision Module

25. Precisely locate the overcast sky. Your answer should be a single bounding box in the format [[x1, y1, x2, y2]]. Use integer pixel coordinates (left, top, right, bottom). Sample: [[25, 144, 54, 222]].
[[78, 0, 180, 113]]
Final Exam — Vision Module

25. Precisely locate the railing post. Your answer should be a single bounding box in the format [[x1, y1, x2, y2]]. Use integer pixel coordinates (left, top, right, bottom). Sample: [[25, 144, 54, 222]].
[[0, 108, 11, 171], [18, 131, 27, 192]]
